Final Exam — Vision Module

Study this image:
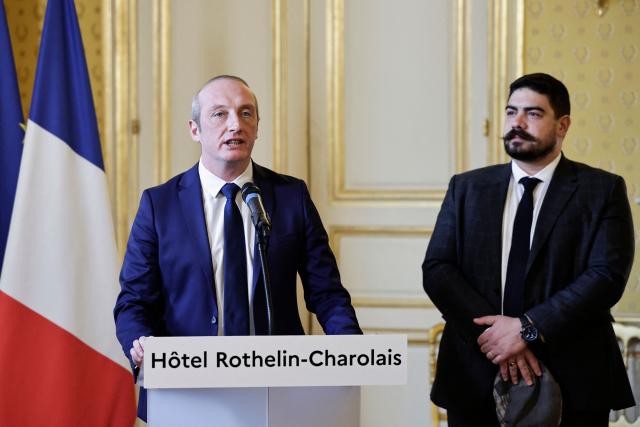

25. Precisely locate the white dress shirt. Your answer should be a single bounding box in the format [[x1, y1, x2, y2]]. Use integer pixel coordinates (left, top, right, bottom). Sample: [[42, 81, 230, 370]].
[[500, 154, 562, 310], [198, 160, 256, 335]]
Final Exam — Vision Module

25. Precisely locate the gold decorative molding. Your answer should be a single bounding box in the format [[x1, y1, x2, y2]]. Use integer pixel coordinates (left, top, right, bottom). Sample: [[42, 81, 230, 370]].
[[329, 225, 433, 257], [326, 0, 344, 199], [272, 0, 288, 173], [128, 0, 139, 229], [488, 0, 508, 165], [454, 0, 469, 173], [428, 322, 446, 425], [616, 316, 640, 325], [113, 0, 131, 255], [515, 0, 524, 80], [104, 0, 139, 255], [326, 1, 468, 203], [304, 0, 311, 185], [427, 322, 444, 376], [488, 0, 525, 165], [102, 0, 114, 215], [329, 226, 434, 309], [361, 326, 430, 345], [303, 0, 312, 330], [152, 0, 171, 184], [353, 297, 432, 309]]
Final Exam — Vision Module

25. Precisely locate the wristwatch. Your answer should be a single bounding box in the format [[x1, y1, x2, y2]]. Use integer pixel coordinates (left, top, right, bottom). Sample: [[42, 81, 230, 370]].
[[519, 315, 539, 342]]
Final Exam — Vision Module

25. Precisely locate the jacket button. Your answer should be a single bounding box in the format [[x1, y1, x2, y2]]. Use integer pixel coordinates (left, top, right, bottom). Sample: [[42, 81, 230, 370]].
[[211, 316, 217, 324]]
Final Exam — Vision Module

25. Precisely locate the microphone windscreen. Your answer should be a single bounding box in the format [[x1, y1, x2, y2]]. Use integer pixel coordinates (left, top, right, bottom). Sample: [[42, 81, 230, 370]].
[[241, 182, 261, 202]]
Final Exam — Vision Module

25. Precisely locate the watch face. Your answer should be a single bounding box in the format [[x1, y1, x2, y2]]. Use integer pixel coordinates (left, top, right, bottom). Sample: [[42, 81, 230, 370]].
[[522, 326, 538, 342]]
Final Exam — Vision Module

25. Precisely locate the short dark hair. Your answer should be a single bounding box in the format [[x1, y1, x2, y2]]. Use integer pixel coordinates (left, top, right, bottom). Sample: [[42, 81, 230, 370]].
[[508, 73, 570, 118], [191, 75, 259, 128]]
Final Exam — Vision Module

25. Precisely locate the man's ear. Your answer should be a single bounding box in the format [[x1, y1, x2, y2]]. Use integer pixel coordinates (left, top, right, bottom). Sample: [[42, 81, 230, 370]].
[[188, 120, 200, 141], [557, 115, 571, 138]]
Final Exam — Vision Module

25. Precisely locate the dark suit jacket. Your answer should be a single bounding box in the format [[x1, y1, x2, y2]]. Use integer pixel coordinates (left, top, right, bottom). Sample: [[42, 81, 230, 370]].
[[423, 155, 635, 414], [114, 162, 361, 419]]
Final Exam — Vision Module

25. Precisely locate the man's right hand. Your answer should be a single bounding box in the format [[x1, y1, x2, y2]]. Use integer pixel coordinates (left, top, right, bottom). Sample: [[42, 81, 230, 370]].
[[474, 315, 526, 363], [130, 336, 147, 367]]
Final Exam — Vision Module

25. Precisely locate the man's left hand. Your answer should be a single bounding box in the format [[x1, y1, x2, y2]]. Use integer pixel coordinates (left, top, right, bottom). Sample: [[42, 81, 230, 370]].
[[473, 315, 525, 364], [500, 348, 542, 386]]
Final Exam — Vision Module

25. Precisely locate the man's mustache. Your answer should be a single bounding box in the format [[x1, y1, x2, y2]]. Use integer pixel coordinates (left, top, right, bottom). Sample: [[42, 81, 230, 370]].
[[502, 128, 536, 142]]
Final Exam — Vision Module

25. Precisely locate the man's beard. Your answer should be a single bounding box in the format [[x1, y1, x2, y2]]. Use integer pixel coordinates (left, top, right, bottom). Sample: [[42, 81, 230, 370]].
[[502, 128, 557, 162]]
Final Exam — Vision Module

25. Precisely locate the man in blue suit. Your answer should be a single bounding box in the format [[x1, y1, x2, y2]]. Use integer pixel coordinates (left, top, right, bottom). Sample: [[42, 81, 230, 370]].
[[423, 73, 634, 426], [114, 75, 361, 420]]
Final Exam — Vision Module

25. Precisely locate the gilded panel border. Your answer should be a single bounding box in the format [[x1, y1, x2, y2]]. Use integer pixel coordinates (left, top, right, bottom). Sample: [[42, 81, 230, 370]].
[[326, 0, 468, 203], [488, 0, 525, 165], [105, 0, 145, 254], [153, 0, 171, 184], [362, 326, 430, 345], [272, 0, 288, 173], [112, 0, 135, 254], [329, 226, 434, 308]]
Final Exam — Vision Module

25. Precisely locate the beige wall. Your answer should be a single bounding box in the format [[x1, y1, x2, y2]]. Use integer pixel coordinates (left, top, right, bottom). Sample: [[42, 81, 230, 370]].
[[523, 0, 640, 316]]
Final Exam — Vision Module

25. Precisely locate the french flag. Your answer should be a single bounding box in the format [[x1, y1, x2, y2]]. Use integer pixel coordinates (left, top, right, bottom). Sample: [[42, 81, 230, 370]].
[[0, 0, 136, 425]]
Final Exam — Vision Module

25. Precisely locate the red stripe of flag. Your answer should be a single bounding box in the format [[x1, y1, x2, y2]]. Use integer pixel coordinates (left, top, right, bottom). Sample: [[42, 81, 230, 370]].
[[0, 291, 136, 426]]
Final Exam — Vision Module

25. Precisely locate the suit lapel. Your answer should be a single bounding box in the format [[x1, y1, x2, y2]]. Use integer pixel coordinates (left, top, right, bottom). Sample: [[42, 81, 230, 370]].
[[527, 156, 577, 272], [177, 164, 215, 293]]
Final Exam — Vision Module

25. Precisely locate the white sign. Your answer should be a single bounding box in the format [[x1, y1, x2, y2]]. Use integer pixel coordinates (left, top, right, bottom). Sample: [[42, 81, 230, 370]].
[[143, 334, 407, 389]]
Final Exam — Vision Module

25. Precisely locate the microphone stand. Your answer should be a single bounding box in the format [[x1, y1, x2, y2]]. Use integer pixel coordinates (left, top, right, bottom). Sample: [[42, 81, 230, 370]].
[[256, 225, 275, 335]]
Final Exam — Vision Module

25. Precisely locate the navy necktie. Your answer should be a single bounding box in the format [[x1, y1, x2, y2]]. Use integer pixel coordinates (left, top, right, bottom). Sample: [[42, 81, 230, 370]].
[[503, 177, 541, 317], [221, 183, 249, 335]]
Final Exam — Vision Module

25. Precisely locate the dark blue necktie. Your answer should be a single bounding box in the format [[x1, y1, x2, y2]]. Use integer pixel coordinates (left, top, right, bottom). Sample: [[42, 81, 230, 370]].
[[221, 183, 249, 335], [503, 177, 541, 317]]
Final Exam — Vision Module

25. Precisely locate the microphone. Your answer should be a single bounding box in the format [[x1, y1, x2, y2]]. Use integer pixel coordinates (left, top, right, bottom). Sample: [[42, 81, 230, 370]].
[[241, 182, 271, 235], [241, 182, 275, 335]]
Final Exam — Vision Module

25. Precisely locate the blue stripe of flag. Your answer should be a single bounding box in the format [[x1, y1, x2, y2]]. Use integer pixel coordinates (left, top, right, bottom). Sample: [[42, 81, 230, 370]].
[[29, 0, 104, 171], [0, 1, 25, 269]]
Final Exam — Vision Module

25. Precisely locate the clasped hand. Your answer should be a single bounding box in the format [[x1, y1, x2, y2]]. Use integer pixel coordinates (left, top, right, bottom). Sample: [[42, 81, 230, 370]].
[[474, 315, 542, 385]]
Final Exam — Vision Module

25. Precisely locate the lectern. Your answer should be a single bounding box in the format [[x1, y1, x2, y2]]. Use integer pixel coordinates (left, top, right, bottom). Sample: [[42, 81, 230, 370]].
[[143, 335, 407, 427]]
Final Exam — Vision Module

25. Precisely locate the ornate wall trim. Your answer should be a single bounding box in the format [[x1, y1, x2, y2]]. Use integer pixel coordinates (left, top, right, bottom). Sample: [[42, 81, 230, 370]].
[[152, 0, 171, 183], [488, 0, 524, 165], [102, 0, 114, 210], [329, 226, 434, 308], [113, 0, 134, 254], [272, 0, 288, 173], [454, 0, 469, 173], [362, 326, 430, 345], [326, 0, 468, 203]]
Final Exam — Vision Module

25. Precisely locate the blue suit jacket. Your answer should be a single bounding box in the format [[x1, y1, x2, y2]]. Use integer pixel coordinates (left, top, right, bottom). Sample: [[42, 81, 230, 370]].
[[423, 155, 635, 414], [114, 162, 361, 419]]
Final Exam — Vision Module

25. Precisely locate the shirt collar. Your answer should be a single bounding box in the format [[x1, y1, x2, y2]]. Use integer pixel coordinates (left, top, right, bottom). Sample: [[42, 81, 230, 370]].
[[511, 152, 562, 184], [198, 160, 254, 199]]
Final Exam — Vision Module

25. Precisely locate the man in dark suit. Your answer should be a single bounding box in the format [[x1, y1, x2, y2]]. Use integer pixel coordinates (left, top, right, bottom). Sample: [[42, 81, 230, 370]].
[[114, 75, 361, 420], [423, 73, 635, 426]]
